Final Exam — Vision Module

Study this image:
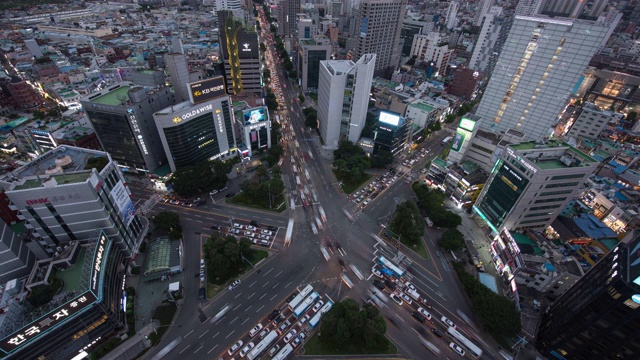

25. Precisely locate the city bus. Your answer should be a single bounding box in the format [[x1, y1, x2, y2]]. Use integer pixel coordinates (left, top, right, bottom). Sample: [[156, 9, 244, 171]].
[[441, 136, 452, 146], [446, 327, 483, 358], [293, 291, 319, 317], [288, 284, 313, 311], [377, 256, 405, 278], [308, 300, 333, 329], [246, 330, 278, 360], [272, 343, 293, 360]]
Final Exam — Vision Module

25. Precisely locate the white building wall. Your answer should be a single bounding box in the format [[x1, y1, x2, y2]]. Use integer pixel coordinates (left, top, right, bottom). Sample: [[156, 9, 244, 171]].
[[348, 54, 376, 143], [318, 62, 348, 149]]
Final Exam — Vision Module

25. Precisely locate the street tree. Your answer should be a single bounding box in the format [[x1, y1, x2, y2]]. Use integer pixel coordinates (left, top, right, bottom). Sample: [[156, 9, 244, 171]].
[[439, 228, 466, 252]]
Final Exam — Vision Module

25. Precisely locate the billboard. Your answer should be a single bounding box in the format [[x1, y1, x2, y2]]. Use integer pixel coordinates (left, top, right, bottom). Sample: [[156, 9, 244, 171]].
[[188, 77, 226, 104], [244, 108, 266, 125], [459, 117, 477, 132], [110, 181, 136, 226], [360, 17, 368, 37], [379, 111, 401, 126], [451, 129, 466, 152]]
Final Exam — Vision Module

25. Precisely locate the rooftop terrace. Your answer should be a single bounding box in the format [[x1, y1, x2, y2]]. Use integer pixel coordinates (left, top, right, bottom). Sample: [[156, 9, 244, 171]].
[[88, 85, 130, 106]]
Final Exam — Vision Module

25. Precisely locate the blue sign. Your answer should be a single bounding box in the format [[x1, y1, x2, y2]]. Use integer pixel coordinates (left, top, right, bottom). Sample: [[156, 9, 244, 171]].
[[360, 17, 368, 37]]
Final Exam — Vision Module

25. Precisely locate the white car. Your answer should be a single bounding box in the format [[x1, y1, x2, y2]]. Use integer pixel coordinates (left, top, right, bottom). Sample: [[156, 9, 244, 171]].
[[200, 259, 205, 268], [234, 223, 243, 229], [244, 231, 253, 236], [405, 282, 417, 292], [284, 329, 297, 343], [228, 279, 241, 291], [390, 293, 403, 306], [441, 315, 456, 328], [239, 342, 255, 357], [260, 234, 270, 240], [228, 340, 243, 355], [312, 300, 324, 312], [268, 345, 280, 356], [246, 225, 257, 231], [449, 342, 465, 357], [417, 307, 432, 321], [298, 314, 310, 327], [261, 230, 273, 236], [400, 293, 412, 305], [292, 336, 302, 348], [249, 323, 263, 337]]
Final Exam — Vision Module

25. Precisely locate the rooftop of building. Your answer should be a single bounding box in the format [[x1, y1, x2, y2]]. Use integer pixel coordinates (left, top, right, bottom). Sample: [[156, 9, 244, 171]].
[[87, 85, 130, 106], [3, 146, 108, 190], [323, 60, 354, 74], [510, 140, 597, 169], [432, 156, 449, 168], [409, 101, 433, 112]]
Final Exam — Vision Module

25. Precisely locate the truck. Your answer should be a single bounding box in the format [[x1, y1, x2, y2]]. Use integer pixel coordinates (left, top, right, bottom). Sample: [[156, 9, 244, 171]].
[[404, 288, 421, 301]]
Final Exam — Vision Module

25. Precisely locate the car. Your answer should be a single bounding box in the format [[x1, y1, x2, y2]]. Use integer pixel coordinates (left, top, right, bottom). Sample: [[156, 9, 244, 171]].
[[357, 196, 364, 202], [312, 300, 324, 313], [232, 229, 241, 234], [228, 279, 241, 291], [411, 311, 427, 323], [244, 231, 253, 236], [199, 273, 205, 281], [268, 345, 280, 356], [399, 292, 412, 305], [286, 292, 298, 303], [363, 199, 371, 206], [260, 234, 270, 240], [267, 225, 278, 231], [169, 200, 180, 205], [384, 279, 396, 290], [228, 340, 243, 355], [284, 329, 297, 343], [258, 328, 270, 339], [261, 230, 273, 236], [372, 268, 383, 278], [432, 328, 445, 337], [260, 240, 270, 246], [246, 225, 256, 231], [417, 307, 432, 321], [210, 224, 220, 230], [405, 282, 417, 292], [390, 293, 403, 306], [234, 223, 243, 229], [440, 315, 456, 328], [198, 287, 206, 302], [250, 220, 261, 227], [249, 324, 263, 337], [239, 342, 255, 357], [373, 279, 385, 290], [200, 259, 205, 268], [225, 192, 235, 198], [449, 342, 466, 357], [274, 316, 288, 329], [298, 314, 310, 327], [267, 309, 281, 322], [276, 315, 291, 335], [291, 336, 302, 348]]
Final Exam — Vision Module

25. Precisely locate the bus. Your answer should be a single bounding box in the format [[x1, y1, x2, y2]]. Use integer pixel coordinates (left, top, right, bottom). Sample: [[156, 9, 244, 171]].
[[288, 284, 313, 311], [441, 136, 452, 146], [446, 327, 483, 358], [293, 291, 319, 317], [377, 256, 405, 278], [284, 218, 294, 246], [340, 273, 354, 288], [247, 330, 277, 360], [272, 343, 293, 360], [309, 300, 333, 329]]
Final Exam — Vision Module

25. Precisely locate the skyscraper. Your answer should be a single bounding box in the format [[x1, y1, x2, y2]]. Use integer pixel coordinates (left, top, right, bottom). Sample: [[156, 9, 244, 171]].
[[219, 10, 262, 95], [279, 0, 301, 38], [164, 53, 190, 102], [473, 140, 598, 232], [514, 0, 542, 16], [444, 1, 459, 30], [473, 0, 493, 26], [536, 231, 640, 359], [318, 54, 376, 148], [474, 15, 611, 141], [351, 0, 406, 77], [468, 7, 512, 77]]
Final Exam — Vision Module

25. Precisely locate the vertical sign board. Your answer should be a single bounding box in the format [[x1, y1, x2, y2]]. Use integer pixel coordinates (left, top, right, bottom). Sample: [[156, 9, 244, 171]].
[[110, 181, 136, 226]]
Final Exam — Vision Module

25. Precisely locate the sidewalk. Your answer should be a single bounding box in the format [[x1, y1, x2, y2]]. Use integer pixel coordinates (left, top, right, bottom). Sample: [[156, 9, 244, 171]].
[[101, 321, 158, 360]]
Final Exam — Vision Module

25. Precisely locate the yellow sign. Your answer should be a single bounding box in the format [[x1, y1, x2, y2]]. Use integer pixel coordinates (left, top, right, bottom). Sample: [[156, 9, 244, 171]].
[[172, 117, 182, 124]]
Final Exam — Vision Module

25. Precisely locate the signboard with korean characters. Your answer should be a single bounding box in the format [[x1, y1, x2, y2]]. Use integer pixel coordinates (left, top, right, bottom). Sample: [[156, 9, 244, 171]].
[[188, 77, 226, 104]]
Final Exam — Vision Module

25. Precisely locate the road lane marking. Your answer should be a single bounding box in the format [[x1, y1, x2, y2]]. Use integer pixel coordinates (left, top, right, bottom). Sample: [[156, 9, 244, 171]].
[[264, 268, 273, 276], [249, 281, 256, 287], [179, 346, 190, 354], [212, 332, 219, 339], [259, 293, 266, 300], [285, 281, 292, 288], [270, 294, 278, 301], [262, 282, 270, 288], [395, 313, 405, 322], [247, 292, 255, 299], [275, 270, 282, 277], [185, 330, 194, 338], [256, 305, 264, 313], [233, 304, 242, 311], [194, 346, 203, 353], [242, 318, 249, 325], [199, 330, 209, 338], [225, 330, 236, 339], [229, 317, 238, 324], [235, 293, 242, 298], [271, 282, 279, 289], [207, 345, 218, 354]]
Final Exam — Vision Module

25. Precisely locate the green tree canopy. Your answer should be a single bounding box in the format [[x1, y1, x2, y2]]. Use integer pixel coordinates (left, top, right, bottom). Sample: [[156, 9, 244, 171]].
[[320, 298, 388, 352], [389, 201, 424, 246], [203, 233, 253, 282], [439, 228, 466, 252], [413, 183, 461, 228], [152, 211, 182, 239], [370, 150, 393, 169]]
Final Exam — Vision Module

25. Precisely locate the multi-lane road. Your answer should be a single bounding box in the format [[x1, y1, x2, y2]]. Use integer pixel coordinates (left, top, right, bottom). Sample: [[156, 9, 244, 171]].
[[133, 6, 500, 360]]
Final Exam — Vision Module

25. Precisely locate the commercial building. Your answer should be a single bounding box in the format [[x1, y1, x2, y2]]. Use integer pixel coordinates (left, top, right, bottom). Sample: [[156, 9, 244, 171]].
[[373, 111, 411, 156], [447, 68, 481, 101], [410, 32, 453, 77], [474, 16, 611, 141], [400, 20, 433, 57], [278, 0, 301, 38], [218, 10, 262, 95], [447, 114, 482, 165], [565, 102, 618, 141], [0, 232, 128, 360], [297, 36, 332, 91], [153, 77, 238, 171], [6, 76, 41, 110], [473, 0, 494, 26], [81, 82, 173, 173], [473, 140, 598, 232], [0, 146, 145, 258], [536, 231, 640, 359], [317, 54, 376, 148], [239, 107, 271, 156], [350, 0, 406, 77], [164, 53, 200, 102], [444, 1, 459, 30], [468, 7, 512, 77]]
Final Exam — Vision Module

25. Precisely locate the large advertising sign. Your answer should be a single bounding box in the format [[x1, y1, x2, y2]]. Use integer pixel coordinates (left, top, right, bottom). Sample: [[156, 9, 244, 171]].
[[110, 181, 136, 226], [379, 111, 401, 126], [188, 77, 226, 104], [244, 108, 266, 125], [459, 117, 477, 132], [91, 232, 110, 294], [450, 129, 466, 152]]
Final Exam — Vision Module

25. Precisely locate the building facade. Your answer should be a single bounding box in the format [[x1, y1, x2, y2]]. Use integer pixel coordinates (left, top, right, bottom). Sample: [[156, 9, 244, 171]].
[[0, 146, 144, 258], [317, 54, 376, 148], [351, 0, 406, 77], [297, 36, 332, 91], [153, 77, 237, 172], [468, 7, 512, 77], [81, 82, 173, 172], [373, 111, 411, 156], [164, 53, 191, 102], [473, 141, 598, 232], [536, 231, 640, 359], [219, 10, 262, 95], [474, 16, 611, 141], [566, 102, 617, 140], [239, 107, 271, 156]]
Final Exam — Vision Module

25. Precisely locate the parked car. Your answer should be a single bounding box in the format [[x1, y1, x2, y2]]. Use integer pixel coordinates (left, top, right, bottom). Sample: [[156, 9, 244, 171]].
[[312, 300, 324, 313], [239, 342, 255, 357], [249, 324, 263, 337], [228, 279, 241, 291], [390, 293, 403, 306], [225, 192, 235, 198], [227, 340, 243, 355]]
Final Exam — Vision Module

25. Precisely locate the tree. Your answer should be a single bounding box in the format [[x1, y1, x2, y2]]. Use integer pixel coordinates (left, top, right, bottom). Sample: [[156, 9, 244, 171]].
[[152, 211, 182, 239], [389, 201, 424, 246], [299, 94, 305, 103], [168, 160, 221, 197], [304, 109, 317, 128], [413, 183, 461, 228], [370, 150, 393, 168], [319, 298, 388, 352], [270, 24, 276, 33], [263, 68, 271, 79], [259, 43, 266, 53], [85, 156, 109, 172], [439, 228, 465, 251], [288, 69, 297, 79], [361, 112, 377, 138]]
